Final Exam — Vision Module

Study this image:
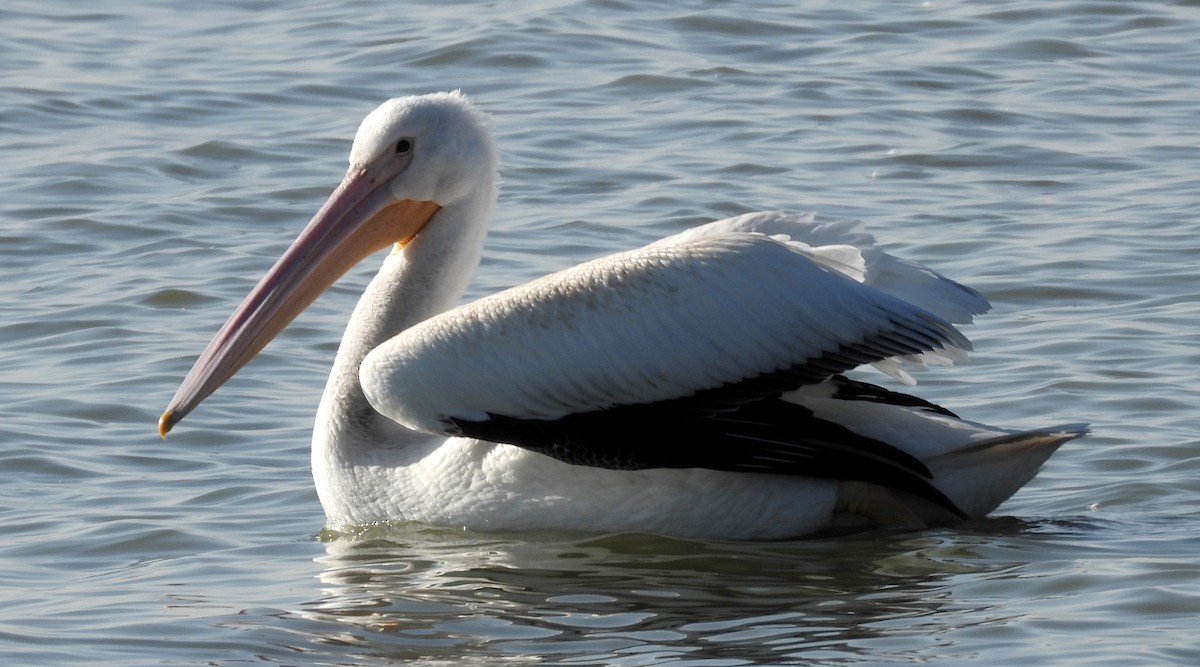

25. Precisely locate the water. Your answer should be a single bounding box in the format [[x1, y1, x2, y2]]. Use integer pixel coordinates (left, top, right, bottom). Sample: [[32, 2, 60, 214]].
[[3, 0, 1200, 664]]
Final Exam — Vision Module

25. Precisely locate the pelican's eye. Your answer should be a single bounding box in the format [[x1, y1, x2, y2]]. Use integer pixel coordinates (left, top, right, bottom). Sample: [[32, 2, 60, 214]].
[[395, 138, 413, 155]]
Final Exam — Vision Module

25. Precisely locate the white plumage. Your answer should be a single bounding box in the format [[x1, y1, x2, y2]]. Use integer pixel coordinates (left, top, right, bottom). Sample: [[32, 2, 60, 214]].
[[364, 227, 967, 432], [161, 91, 1086, 539]]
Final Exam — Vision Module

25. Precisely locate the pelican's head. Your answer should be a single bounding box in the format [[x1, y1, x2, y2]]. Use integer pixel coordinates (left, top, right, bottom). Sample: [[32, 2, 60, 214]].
[[159, 91, 495, 436], [349, 91, 495, 208]]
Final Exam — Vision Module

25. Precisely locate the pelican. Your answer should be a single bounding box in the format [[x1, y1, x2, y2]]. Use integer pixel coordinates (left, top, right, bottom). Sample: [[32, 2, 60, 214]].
[[160, 91, 1086, 539]]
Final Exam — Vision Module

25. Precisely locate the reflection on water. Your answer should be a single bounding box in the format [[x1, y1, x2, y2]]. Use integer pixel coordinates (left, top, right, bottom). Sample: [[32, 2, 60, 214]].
[[285, 520, 1080, 664]]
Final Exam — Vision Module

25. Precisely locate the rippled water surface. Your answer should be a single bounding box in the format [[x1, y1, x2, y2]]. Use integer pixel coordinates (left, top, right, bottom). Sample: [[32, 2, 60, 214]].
[[4, 1, 1200, 664]]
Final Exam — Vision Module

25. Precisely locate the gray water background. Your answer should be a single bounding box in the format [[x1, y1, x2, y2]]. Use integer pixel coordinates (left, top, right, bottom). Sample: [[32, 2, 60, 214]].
[[3, 1, 1200, 664]]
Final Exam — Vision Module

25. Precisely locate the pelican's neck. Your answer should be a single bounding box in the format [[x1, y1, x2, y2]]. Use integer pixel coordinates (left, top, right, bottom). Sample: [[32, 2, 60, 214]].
[[312, 191, 493, 481]]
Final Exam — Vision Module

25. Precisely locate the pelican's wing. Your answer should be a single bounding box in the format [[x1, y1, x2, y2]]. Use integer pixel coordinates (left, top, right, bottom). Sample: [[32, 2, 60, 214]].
[[363, 228, 972, 428], [359, 224, 980, 513]]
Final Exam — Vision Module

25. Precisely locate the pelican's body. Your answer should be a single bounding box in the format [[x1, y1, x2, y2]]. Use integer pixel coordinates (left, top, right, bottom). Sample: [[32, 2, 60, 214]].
[[162, 92, 1086, 539]]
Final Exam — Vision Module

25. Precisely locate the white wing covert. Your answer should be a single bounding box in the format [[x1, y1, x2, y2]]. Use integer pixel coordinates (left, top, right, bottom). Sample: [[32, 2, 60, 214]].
[[361, 227, 973, 436]]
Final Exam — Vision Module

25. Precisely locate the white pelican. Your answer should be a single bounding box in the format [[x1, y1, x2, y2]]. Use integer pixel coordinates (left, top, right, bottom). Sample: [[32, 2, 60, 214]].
[[160, 91, 1086, 539]]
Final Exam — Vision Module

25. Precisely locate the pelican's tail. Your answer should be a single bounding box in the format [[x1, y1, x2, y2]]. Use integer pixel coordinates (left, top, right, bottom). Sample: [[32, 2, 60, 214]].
[[921, 423, 1089, 520], [789, 378, 1087, 527]]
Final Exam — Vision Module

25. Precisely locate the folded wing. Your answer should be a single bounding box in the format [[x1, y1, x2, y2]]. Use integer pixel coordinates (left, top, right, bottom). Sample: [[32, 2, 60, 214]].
[[360, 216, 986, 516]]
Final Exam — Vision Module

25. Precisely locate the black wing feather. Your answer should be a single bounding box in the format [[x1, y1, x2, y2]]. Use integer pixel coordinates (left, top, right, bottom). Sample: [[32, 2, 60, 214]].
[[449, 389, 967, 519]]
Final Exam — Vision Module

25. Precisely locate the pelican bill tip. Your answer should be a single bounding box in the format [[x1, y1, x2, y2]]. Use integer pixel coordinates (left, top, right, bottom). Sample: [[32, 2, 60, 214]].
[[158, 408, 176, 439]]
